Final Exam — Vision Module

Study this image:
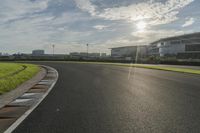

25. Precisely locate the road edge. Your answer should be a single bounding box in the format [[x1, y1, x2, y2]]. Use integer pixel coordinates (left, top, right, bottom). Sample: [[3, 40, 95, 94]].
[[4, 66, 59, 133]]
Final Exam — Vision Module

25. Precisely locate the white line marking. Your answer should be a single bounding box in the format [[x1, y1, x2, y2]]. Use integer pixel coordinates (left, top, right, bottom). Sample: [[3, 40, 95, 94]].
[[21, 93, 37, 97], [11, 99, 32, 104]]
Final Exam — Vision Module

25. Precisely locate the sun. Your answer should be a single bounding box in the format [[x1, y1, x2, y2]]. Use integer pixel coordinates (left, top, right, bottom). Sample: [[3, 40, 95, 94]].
[[136, 21, 147, 32]]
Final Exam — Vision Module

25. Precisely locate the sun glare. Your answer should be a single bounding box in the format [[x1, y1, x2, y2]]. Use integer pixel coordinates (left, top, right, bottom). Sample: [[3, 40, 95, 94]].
[[136, 21, 147, 32]]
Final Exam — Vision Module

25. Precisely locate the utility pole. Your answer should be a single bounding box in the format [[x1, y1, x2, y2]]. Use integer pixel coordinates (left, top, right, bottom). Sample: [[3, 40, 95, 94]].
[[52, 44, 55, 56]]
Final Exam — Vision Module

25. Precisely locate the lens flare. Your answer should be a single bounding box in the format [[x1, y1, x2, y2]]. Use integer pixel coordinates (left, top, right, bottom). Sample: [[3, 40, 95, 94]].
[[136, 21, 147, 31]]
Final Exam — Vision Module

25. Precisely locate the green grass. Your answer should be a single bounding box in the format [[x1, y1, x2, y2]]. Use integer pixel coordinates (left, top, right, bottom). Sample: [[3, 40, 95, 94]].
[[65, 61, 200, 75], [0, 63, 23, 78], [0, 63, 40, 94], [122, 64, 200, 75]]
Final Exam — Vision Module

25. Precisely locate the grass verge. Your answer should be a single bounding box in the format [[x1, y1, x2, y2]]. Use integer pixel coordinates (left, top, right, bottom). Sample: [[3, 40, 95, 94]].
[[0, 63, 24, 78], [0, 63, 39, 94], [65, 61, 200, 75]]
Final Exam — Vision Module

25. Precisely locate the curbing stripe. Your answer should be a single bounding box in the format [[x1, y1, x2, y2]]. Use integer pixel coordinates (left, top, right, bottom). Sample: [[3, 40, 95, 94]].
[[4, 66, 58, 133]]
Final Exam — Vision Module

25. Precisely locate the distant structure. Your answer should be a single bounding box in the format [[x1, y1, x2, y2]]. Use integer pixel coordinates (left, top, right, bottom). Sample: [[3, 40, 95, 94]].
[[69, 52, 106, 59], [32, 50, 45, 56], [148, 32, 200, 59], [110, 45, 147, 60], [89, 53, 101, 58], [101, 53, 107, 57]]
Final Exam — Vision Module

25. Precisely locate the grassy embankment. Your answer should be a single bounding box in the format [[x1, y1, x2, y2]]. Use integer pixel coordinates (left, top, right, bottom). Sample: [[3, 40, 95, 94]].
[[0, 63, 39, 94]]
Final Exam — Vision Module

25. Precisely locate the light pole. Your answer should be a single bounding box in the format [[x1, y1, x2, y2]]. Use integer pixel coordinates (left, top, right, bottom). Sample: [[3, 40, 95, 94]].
[[86, 43, 89, 58], [52, 44, 55, 56]]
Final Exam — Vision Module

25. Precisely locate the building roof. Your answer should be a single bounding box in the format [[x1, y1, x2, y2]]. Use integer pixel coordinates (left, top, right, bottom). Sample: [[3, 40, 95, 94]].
[[150, 32, 200, 44], [110, 45, 147, 49], [32, 49, 45, 51]]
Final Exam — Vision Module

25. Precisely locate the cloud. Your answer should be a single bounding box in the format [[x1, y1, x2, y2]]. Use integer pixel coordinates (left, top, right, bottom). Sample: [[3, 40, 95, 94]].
[[0, 0, 97, 54], [0, 0, 49, 23], [0, 9, 93, 54], [93, 25, 108, 30], [73, 0, 96, 16], [182, 17, 194, 27], [0, 0, 198, 54], [74, 0, 194, 25], [132, 29, 185, 43]]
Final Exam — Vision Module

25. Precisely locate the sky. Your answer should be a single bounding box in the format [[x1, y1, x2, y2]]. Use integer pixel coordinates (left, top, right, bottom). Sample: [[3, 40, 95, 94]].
[[0, 0, 200, 54]]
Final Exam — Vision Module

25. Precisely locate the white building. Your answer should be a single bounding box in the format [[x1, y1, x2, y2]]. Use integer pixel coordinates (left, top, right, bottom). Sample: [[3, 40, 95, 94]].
[[148, 32, 200, 58], [111, 45, 147, 58]]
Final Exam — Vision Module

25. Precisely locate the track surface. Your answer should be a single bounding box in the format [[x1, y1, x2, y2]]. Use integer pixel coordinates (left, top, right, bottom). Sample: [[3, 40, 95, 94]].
[[14, 62, 200, 133]]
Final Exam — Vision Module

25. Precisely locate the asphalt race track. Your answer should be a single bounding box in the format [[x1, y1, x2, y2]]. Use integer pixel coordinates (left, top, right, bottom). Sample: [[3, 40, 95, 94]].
[[14, 62, 200, 133]]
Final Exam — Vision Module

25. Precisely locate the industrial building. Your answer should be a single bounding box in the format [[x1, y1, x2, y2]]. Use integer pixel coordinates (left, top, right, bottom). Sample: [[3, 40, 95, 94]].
[[148, 32, 200, 59], [32, 50, 45, 56], [111, 45, 147, 59]]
